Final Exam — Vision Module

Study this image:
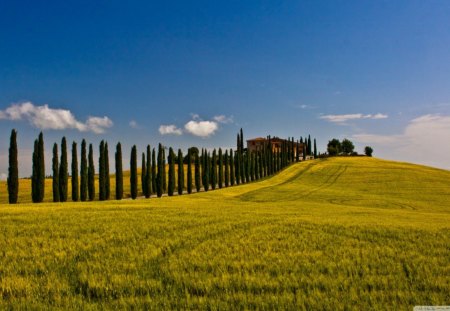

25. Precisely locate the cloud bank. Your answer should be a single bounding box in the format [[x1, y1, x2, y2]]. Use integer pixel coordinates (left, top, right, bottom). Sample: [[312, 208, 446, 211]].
[[320, 113, 388, 124], [353, 114, 450, 170], [0, 102, 113, 134]]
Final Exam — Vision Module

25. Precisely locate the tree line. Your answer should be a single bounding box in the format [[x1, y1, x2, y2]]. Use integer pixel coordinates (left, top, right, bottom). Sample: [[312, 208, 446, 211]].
[[5, 129, 317, 204]]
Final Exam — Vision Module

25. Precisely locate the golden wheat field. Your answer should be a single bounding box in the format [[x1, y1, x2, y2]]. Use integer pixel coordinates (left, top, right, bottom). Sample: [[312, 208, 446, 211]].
[[0, 157, 449, 309]]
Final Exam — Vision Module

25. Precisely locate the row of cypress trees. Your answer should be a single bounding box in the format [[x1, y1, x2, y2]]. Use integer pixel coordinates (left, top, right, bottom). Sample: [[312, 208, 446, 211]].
[[4, 129, 317, 203]]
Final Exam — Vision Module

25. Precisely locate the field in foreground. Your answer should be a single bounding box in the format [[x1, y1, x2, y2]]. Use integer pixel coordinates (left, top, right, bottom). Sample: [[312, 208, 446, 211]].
[[0, 157, 449, 309]]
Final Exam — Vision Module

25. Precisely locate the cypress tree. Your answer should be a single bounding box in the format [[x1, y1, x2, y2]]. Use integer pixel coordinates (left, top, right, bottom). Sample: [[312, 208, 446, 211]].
[[162, 148, 167, 193], [59, 137, 68, 202], [218, 148, 223, 188], [308, 135, 312, 156], [314, 138, 317, 159], [38, 132, 45, 202], [187, 149, 192, 194], [244, 151, 250, 183], [296, 140, 300, 162], [211, 149, 217, 190], [237, 133, 240, 153], [130, 145, 138, 200], [115, 142, 123, 200], [52, 143, 59, 202], [230, 149, 235, 186], [240, 128, 244, 151], [88, 144, 95, 201], [177, 149, 184, 195], [203, 151, 210, 192], [156, 144, 163, 197], [71, 142, 79, 201], [99, 140, 106, 201], [194, 150, 200, 192], [259, 151, 263, 179], [80, 139, 88, 201], [224, 150, 229, 187], [235, 151, 240, 185], [145, 145, 151, 198], [7, 129, 19, 204], [105, 142, 110, 200], [255, 152, 259, 180], [303, 145, 306, 161], [168, 147, 175, 196], [250, 152, 255, 181], [141, 152, 146, 195], [151, 148, 157, 194], [31, 139, 38, 203]]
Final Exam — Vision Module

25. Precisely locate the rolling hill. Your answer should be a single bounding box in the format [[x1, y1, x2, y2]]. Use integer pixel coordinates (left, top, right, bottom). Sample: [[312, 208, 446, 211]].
[[0, 157, 449, 309]]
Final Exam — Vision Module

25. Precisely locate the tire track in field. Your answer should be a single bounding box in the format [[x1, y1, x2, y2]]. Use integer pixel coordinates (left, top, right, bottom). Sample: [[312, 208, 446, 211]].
[[237, 162, 316, 202], [301, 165, 348, 198]]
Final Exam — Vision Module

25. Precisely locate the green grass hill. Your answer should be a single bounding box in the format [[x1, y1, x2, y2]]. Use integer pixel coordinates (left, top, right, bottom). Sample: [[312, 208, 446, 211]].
[[0, 157, 449, 309]]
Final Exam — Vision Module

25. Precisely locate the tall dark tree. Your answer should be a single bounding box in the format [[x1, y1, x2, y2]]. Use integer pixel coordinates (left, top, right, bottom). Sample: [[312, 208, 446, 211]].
[[162, 148, 167, 193], [59, 136, 68, 202], [211, 149, 217, 190], [141, 152, 146, 195], [105, 142, 110, 200], [177, 149, 184, 195], [187, 148, 192, 194], [218, 148, 223, 188], [80, 139, 88, 201], [303, 145, 307, 160], [224, 150, 229, 187], [151, 148, 157, 194], [168, 147, 175, 196], [7, 129, 19, 204], [115, 142, 123, 200], [156, 143, 164, 197], [144, 145, 152, 198], [235, 151, 240, 185], [237, 133, 241, 153], [130, 145, 138, 199], [71, 142, 79, 201], [240, 128, 244, 152], [31, 139, 39, 203], [230, 149, 235, 186], [203, 150, 210, 192], [52, 143, 60, 202], [88, 144, 95, 201], [38, 132, 45, 202], [98, 140, 105, 201], [314, 139, 317, 158], [308, 135, 312, 156], [194, 150, 201, 192], [244, 151, 250, 183]]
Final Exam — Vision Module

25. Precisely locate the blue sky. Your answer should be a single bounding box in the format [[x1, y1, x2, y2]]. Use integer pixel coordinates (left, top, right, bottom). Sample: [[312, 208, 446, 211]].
[[1, 0, 450, 176]]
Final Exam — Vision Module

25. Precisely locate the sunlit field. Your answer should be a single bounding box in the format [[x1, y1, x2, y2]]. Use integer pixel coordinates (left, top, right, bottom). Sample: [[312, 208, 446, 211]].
[[0, 157, 449, 309]]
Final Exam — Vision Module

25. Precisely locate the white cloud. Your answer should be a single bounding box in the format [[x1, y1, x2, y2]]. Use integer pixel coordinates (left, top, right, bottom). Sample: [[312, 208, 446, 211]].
[[352, 114, 450, 170], [159, 124, 183, 135], [184, 120, 218, 138], [213, 115, 233, 124], [320, 113, 388, 124], [85, 116, 113, 134], [0, 102, 113, 134], [129, 120, 140, 129]]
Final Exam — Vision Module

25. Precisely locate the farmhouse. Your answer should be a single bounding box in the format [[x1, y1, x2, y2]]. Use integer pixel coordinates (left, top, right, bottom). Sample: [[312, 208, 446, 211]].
[[246, 137, 305, 158]]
